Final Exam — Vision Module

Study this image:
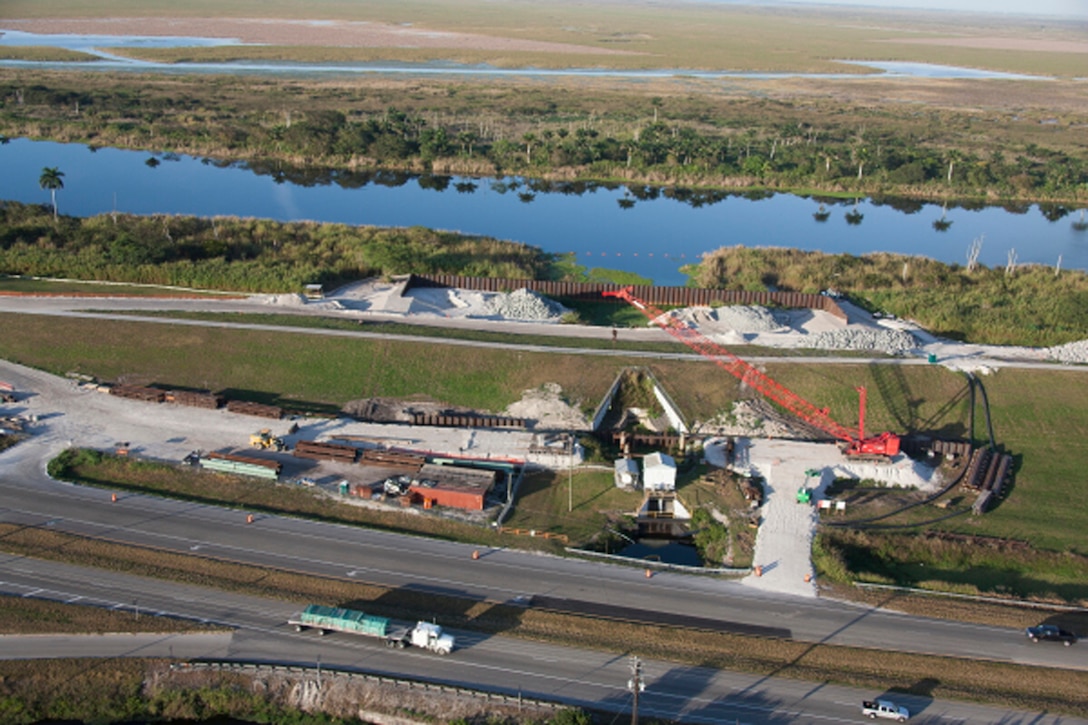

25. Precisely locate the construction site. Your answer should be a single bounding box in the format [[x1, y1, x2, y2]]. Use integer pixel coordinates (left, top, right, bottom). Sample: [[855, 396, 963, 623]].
[[0, 278, 1029, 598]]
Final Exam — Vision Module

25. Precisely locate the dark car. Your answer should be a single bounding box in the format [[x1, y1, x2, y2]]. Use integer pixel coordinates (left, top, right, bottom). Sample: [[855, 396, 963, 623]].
[[1026, 625, 1077, 646]]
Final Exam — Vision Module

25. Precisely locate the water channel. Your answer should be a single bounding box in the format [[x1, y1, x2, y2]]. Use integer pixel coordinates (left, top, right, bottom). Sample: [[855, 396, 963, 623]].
[[2, 139, 1085, 286]]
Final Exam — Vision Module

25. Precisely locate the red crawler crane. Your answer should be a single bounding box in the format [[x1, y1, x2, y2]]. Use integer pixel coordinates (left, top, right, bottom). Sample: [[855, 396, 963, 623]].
[[603, 287, 900, 458]]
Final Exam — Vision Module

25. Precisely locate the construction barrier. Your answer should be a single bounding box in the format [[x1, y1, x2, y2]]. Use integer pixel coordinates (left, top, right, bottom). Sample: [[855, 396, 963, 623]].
[[498, 527, 569, 545]]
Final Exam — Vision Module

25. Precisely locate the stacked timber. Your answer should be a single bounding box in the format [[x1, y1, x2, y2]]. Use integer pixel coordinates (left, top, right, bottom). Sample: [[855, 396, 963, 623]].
[[293, 439, 358, 463], [110, 385, 165, 403], [167, 390, 223, 409], [226, 400, 283, 419]]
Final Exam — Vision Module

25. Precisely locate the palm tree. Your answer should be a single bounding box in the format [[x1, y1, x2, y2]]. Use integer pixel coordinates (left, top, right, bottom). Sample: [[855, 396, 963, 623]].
[[39, 166, 64, 220]]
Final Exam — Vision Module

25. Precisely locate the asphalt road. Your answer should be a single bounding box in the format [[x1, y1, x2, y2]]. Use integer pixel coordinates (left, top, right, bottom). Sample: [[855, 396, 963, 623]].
[[1, 557, 1083, 725]]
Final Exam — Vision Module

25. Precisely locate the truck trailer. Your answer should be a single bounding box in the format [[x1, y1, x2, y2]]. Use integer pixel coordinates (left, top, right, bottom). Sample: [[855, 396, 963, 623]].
[[288, 604, 454, 655]]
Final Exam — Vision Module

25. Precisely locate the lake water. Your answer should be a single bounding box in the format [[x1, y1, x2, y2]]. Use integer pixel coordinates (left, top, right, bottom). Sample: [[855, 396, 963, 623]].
[[2, 138, 1086, 286], [0, 28, 1055, 82]]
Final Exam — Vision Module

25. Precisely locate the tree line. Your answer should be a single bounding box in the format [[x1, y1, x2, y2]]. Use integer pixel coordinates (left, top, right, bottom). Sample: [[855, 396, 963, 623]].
[[0, 201, 552, 292], [2, 74, 1085, 204]]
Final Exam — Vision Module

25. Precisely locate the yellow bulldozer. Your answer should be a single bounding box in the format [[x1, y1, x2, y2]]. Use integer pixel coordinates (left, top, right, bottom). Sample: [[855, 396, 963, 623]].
[[250, 428, 286, 451]]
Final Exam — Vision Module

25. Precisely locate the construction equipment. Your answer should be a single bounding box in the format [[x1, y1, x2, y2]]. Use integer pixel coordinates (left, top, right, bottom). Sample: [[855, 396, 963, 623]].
[[250, 428, 286, 451], [602, 287, 901, 458]]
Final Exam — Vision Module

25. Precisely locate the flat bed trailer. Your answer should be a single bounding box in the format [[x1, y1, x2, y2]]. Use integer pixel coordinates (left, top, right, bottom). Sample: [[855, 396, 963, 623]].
[[288, 604, 454, 655]]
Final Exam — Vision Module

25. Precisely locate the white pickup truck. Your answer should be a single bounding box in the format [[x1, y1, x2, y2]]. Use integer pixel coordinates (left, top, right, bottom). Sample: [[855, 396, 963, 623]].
[[861, 699, 910, 721]]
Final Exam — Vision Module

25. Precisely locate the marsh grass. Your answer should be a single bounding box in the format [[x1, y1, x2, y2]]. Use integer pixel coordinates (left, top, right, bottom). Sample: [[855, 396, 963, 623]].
[[9, 0, 1086, 77], [0, 47, 99, 62]]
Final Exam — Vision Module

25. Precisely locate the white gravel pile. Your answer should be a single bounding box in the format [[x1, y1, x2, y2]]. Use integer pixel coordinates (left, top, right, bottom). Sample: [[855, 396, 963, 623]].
[[1046, 339, 1088, 364], [806, 327, 918, 354], [671, 305, 784, 334], [483, 288, 569, 321], [709, 305, 784, 333]]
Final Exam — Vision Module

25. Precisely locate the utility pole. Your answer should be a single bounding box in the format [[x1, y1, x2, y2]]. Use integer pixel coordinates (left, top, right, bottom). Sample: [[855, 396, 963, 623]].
[[628, 655, 644, 725], [567, 433, 574, 513]]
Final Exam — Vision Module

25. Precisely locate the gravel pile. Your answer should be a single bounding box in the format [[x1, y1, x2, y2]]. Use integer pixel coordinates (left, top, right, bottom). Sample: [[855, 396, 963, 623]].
[[1046, 339, 1088, 364], [710, 305, 784, 333], [806, 327, 918, 354], [484, 288, 569, 321], [674, 305, 783, 333]]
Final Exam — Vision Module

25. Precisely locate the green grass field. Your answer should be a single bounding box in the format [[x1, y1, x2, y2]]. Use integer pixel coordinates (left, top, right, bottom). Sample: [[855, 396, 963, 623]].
[[3, 310, 1087, 574]]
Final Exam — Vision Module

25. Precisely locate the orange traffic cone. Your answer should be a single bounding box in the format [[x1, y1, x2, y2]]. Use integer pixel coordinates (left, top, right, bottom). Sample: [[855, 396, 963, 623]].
[[754, 565, 763, 577], [246, 514, 254, 524], [804, 573, 812, 583], [645, 568, 653, 579], [111, 493, 117, 503]]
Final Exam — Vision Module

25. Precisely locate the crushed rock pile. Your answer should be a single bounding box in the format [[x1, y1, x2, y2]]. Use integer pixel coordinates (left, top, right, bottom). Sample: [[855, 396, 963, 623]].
[[670, 305, 784, 333], [1046, 339, 1088, 364], [806, 327, 917, 354], [710, 305, 785, 333], [483, 288, 570, 321]]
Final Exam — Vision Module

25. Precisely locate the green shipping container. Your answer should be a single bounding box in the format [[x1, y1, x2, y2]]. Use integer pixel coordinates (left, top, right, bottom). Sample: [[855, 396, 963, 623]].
[[300, 604, 389, 637]]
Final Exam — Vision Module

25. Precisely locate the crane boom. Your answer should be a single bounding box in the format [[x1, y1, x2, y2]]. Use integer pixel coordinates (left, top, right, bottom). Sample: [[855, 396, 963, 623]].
[[603, 287, 900, 457]]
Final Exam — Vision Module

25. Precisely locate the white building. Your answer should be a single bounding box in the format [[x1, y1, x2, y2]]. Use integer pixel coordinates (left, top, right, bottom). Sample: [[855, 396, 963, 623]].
[[614, 457, 640, 489], [642, 451, 676, 491]]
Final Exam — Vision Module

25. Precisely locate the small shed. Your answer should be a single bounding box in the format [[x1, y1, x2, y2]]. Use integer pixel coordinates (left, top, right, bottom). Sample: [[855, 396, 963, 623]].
[[303, 284, 325, 300], [614, 458, 640, 489], [408, 463, 497, 511], [643, 451, 676, 491]]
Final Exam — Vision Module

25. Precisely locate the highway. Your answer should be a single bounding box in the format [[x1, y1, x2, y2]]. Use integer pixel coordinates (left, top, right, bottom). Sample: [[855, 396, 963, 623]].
[[1, 557, 1084, 725], [1, 453, 1084, 672]]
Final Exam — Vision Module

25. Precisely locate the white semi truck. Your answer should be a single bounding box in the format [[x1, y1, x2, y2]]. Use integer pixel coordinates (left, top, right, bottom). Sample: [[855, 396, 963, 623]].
[[288, 604, 455, 655]]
